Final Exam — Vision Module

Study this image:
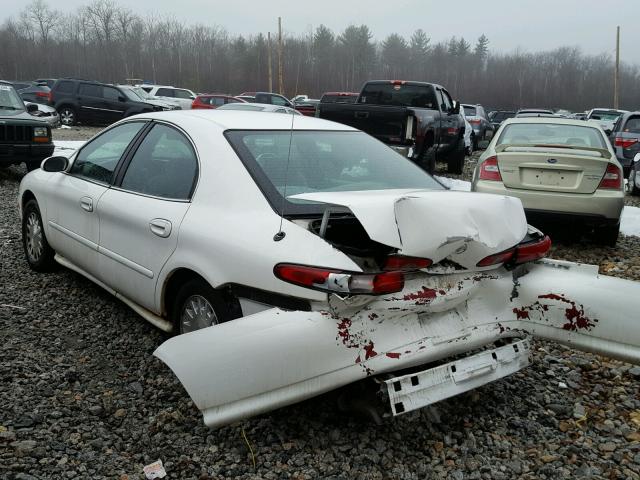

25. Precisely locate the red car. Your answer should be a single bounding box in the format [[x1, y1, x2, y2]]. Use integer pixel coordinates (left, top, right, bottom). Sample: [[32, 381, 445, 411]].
[[192, 94, 246, 109]]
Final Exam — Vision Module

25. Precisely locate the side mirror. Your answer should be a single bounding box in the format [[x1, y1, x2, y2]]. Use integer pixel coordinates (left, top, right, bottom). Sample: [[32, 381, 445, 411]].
[[451, 102, 460, 114], [42, 156, 68, 172], [26, 103, 39, 113]]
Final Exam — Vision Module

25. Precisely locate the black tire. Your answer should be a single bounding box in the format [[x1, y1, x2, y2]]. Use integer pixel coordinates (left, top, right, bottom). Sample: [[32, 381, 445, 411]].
[[593, 223, 620, 247], [25, 160, 41, 172], [59, 106, 77, 126], [447, 140, 465, 174], [22, 199, 57, 272], [471, 132, 478, 151], [629, 168, 640, 196], [417, 145, 436, 174], [170, 278, 240, 334]]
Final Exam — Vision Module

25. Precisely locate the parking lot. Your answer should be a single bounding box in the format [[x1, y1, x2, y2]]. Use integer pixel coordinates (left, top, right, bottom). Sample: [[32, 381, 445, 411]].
[[0, 126, 638, 479]]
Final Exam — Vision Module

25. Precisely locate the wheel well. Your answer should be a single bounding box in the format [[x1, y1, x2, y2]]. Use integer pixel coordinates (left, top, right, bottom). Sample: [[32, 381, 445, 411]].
[[162, 268, 206, 317], [57, 104, 75, 112], [21, 190, 36, 212]]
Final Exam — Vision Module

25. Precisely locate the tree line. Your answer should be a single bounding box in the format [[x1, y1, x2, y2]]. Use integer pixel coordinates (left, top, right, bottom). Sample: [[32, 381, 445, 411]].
[[1, 0, 639, 111]]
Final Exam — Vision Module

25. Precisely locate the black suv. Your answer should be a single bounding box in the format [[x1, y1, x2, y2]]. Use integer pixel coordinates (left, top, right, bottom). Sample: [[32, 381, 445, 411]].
[[0, 81, 54, 171], [49, 79, 163, 126], [609, 111, 640, 179]]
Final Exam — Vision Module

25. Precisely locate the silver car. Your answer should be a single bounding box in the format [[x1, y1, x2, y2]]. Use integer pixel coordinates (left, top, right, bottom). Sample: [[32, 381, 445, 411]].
[[472, 117, 624, 245]]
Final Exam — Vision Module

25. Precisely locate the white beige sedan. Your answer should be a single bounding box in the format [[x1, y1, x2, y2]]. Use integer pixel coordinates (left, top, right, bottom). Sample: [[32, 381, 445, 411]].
[[472, 117, 624, 245]]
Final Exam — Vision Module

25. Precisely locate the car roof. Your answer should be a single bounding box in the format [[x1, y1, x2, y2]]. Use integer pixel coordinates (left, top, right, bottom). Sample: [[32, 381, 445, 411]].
[[135, 109, 357, 131], [501, 117, 606, 128]]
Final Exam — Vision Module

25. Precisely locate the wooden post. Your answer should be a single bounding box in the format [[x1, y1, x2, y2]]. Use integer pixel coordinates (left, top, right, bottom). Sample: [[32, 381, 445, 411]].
[[267, 32, 273, 92], [278, 17, 284, 95]]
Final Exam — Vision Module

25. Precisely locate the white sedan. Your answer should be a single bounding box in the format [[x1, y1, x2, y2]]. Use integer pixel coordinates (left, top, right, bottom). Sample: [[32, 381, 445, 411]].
[[19, 110, 640, 428]]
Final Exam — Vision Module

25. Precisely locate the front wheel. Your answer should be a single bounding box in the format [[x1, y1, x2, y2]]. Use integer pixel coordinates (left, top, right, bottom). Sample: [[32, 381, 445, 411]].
[[22, 199, 57, 272], [59, 106, 76, 126], [170, 278, 240, 334], [447, 141, 465, 174], [417, 145, 436, 174]]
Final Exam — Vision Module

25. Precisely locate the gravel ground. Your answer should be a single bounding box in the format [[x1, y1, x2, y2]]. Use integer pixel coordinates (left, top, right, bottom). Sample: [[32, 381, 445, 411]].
[[1, 132, 639, 479]]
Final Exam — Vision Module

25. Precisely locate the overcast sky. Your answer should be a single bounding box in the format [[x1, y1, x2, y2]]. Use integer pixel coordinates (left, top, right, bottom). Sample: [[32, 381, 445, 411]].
[[3, 0, 639, 65]]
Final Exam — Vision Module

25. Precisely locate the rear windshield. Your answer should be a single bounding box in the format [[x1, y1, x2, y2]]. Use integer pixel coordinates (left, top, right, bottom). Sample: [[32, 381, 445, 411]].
[[463, 106, 477, 116], [321, 94, 357, 104], [491, 112, 515, 122], [624, 117, 640, 134], [358, 83, 437, 108], [497, 123, 606, 148], [590, 111, 622, 121], [225, 130, 443, 215]]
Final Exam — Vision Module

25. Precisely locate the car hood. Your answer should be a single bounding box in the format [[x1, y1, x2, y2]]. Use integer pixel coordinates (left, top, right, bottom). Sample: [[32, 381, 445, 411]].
[[290, 189, 528, 269]]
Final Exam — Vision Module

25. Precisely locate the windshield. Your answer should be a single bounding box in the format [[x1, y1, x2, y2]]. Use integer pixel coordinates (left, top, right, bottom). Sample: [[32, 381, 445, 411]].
[[226, 130, 443, 215], [358, 83, 437, 108], [0, 84, 26, 111], [133, 87, 153, 100], [497, 123, 606, 148], [121, 88, 143, 102], [590, 111, 622, 121]]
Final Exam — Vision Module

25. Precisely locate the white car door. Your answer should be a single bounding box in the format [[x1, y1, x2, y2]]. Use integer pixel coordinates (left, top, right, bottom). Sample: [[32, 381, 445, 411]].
[[96, 122, 197, 312], [46, 122, 146, 274]]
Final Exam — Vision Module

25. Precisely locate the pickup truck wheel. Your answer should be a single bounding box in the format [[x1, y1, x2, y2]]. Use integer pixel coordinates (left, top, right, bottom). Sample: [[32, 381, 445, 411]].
[[447, 141, 465, 174], [22, 199, 57, 272], [593, 223, 619, 247], [418, 146, 436, 174], [629, 169, 640, 196], [171, 279, 240, 334], [59, 107, 76, 126]]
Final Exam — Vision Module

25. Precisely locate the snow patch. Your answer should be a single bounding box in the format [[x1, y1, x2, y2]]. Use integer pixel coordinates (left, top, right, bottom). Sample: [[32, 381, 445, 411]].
[[435, 176, 471, 192], [621, 206, 640, 237]]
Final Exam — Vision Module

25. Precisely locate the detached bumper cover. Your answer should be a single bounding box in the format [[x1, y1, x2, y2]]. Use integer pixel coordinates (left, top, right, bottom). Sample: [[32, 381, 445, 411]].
[[154, 259, 640, 428]]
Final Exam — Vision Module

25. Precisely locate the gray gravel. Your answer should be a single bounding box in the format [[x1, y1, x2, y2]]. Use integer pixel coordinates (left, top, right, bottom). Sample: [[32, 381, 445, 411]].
[[1, 138, 639, 479]]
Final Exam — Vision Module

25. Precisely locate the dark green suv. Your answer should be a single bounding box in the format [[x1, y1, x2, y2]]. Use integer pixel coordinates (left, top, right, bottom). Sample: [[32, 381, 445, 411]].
[[0, 81, 54, 171]]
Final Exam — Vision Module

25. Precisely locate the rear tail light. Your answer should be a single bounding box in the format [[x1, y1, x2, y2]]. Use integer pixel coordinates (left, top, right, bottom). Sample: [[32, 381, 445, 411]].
[[478, 155, 502, 181], [614, 137, 638, 149], [598, 163, 622, 190], [35, 91, 48, 98], [476, 235, 552, 267], [383, 255, 432, 271], [446, 127, 458, 135], [274, 264, 404, 295]]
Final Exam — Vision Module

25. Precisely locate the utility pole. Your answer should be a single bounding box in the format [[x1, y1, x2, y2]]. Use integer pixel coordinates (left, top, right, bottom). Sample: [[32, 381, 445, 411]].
[[278, 17, 284, 95], [267, 32, 273, 92], [614, 26, 620, 109]]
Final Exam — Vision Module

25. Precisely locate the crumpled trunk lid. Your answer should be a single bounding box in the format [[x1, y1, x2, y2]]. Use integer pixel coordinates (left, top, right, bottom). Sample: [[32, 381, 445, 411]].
[[290, 189, 528, 270]]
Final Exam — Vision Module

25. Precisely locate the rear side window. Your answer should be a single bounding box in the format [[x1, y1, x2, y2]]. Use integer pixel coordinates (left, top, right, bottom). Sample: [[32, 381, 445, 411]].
[[157, 88, 175, 97], [79, 84, 101, 97], [70, 122, 145, 184], [120, 124, 198, 199], [270, 95, 288, 106], [624, 117, 640, 134], [56, 81, 75, 94]]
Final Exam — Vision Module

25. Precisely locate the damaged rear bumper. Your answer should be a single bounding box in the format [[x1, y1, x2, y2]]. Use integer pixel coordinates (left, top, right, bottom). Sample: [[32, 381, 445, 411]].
[[154, 259, 640, 428]]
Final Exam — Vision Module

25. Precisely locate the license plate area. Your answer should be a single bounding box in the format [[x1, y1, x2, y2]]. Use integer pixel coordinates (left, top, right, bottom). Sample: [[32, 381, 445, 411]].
[[384, 338, 530, 416], [521, 168, 579, 188]]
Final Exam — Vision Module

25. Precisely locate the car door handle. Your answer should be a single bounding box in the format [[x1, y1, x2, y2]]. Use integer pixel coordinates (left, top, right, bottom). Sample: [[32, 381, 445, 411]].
[[80, 196, 93, 212], [149, 218, 172, 238]]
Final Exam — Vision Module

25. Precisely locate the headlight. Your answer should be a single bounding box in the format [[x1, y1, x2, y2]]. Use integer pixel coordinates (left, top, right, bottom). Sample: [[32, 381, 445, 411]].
[[34, 126, 48, 137]]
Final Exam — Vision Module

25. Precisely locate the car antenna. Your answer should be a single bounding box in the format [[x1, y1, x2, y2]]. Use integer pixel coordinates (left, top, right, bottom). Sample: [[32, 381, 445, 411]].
[[273, 109, 296, 241]]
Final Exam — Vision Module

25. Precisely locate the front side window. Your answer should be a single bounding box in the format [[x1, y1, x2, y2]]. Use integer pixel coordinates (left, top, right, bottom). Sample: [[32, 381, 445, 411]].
[[226, 130, 443, 215], [497, 123, 606, 149], [120, 124, 198, 199], [440, 90, 453, 112], [103, 87, 121, 101], [70, 122, 145, 184], [56, 81, 74, 94]]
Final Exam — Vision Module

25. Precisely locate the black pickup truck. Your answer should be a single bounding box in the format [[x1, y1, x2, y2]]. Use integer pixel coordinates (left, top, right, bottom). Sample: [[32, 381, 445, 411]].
[[318, 80, 466, 173], [0, 81, 54, 171]]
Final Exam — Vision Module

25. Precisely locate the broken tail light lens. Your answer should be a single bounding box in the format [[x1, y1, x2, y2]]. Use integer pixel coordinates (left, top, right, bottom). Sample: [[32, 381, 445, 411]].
[[476, 235, 552, 267], [383, 255, 432, 271], [274, 264, 404, 295], [614, 137, 638, 149], [598, 163, 622, 190], [479, 156, 502, 181]]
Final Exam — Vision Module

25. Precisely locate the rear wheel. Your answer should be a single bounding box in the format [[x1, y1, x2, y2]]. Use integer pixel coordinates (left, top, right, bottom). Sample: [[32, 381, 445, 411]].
[[22, 199, 57, 272], [59, 106, 76, 126], [447, 140, 465, 174], [593, 223, 620, 247], [170, 278, 239, 334], [417, 145, 436, 174]]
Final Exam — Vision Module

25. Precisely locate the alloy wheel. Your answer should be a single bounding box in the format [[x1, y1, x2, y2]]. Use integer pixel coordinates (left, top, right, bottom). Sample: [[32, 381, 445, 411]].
[[25, 212, 44, 262], [180, 295, 218, 333], [60, 109, 75, 126]]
